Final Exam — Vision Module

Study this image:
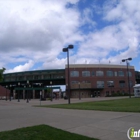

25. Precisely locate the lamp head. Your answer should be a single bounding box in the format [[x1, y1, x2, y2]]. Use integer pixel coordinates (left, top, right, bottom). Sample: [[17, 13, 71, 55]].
[[122, 59, 125, 62], [63, 48, 68, 52], [68, 45, 74, 49], [128, 58, 132, 61]]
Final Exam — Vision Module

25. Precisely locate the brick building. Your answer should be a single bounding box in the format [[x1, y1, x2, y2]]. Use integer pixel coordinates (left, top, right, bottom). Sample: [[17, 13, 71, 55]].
[[0, 85, 10, 100], [65, 64, 135, 98]]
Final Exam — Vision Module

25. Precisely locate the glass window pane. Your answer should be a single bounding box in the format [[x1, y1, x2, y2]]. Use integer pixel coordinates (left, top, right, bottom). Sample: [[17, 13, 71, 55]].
[[97, 81, 104, 88], [70, 71, 79, 77], [92, 71, 94, 76], [126, 71, 132, 77], [114, 71, 117, 76], [82, 71, 90, 77], [106, 71, 113, 76], [118, 71, 124, 76], [107, 81, 114, 87], [96, 71, 104, 76], [119, 80, 125, 87], [71, 81, 79, 84]]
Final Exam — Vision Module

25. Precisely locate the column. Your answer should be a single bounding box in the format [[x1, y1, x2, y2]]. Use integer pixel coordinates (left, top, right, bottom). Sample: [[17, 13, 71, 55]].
[[13, 90, 16, 99], [23, 90, 25, 99], [33, 90, 35, 99]]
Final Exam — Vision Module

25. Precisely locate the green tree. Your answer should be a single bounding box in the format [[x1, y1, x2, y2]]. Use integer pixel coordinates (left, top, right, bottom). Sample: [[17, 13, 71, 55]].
[[0, 67, 6, 82]]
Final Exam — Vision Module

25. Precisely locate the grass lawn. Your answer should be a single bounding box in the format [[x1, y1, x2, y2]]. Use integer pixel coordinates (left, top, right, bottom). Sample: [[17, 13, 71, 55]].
[[0, 125, 98, 140], [39, 98, 140, 112]]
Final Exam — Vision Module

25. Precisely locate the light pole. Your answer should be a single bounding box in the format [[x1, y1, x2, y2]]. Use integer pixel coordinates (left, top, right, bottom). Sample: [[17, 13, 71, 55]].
[[40, 83, 42, 105], [18, 82, 20, 102], [62, 45, 74, 104], [122, 58, 132, 98], [9, 84, 12, 101], [29, 84, 31, 100], [78, 82, 81, 100], [5, 85, 8, 101], [27, 80, 29, 103], [50, 81, 52, 101], [24, 85, 26, 100]]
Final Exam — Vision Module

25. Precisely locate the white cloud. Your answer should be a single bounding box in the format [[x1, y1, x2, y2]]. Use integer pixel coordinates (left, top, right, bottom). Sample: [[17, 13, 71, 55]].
[[75, 0, 140, 65], [5, 60, 34, 73], [0, 0, 81, 71], [0, 0, 140, 72]]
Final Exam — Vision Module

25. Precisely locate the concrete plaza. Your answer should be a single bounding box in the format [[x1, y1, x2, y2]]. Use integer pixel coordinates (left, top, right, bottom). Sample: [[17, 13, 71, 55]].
[[0, 97, 140, 140]]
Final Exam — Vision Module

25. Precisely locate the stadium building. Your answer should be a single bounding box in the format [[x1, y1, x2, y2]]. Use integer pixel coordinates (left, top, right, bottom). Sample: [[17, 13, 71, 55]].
[[0, 63, 138, 99]]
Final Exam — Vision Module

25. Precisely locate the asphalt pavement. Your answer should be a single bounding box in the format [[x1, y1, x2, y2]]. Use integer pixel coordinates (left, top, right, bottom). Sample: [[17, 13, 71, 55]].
[[0, 97, 139, 140]]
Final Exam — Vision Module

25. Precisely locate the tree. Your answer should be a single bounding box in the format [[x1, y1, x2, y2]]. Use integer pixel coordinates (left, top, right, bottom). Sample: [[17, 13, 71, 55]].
[[0, 67, 6, 82]]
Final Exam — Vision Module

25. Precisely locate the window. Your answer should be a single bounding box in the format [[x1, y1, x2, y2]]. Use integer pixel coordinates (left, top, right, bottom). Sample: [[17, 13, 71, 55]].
[[92, 71, 95, 76], [82, 71, 90, 77], [118, 71, 124, 76], [106, 71, 113, 76], [129, 81, 133, 87], [70, 71, 79, 77], [43, 75, 50, 79], [26, 76, 33, 80], [96, 71, 104, 76], [18, 76, 24, 80], [97, 81, 104, 88], [114, 71, 117, 76], [82, 81, 91, 83], [119, 80, 125, 87], [126, 71, 132, 77], [71, 81, 79, 84], [34, 75, 41, 80], [107, 81, 114, 87]]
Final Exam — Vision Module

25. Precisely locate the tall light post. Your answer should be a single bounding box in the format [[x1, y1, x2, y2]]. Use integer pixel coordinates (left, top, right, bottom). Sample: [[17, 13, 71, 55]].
[[62, 45, 74, 104], [24, 85, 26, 100], [78, 82, 81, 100], [39, 83, 42, 105], [18, 82, 20, 102], [50, 81, 52, 101], [27, 80, 29, 103], [122, 58, 132, 98], [9, 84, 12, 101], [5, 85, 8, 101]]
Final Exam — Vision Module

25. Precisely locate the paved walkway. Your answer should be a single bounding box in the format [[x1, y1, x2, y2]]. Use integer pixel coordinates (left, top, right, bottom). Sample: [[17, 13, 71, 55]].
[[0, 97, 139, 140]]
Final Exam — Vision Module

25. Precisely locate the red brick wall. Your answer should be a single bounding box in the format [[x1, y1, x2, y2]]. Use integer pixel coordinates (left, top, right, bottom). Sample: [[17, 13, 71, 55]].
[[65, 64, 135, 97], [0, 85, 10, 99]]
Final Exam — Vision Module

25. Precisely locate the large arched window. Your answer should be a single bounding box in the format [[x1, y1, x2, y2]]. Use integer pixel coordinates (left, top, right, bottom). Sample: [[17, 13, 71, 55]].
[[96, 71, 104, 76]]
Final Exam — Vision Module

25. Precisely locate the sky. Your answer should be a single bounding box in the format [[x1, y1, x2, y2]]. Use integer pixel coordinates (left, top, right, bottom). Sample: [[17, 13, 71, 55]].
[[0, 0, 140, 74]]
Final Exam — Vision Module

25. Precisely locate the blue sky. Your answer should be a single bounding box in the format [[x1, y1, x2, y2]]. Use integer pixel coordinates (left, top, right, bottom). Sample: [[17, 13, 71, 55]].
[[0, 0, 140, 73]]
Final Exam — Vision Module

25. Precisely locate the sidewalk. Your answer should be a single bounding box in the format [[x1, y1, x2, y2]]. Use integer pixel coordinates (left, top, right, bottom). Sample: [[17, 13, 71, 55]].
[[0, 97, 139, 140]]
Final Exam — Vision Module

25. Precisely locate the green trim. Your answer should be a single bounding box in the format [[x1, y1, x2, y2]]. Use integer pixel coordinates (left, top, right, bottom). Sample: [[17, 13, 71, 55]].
[[3, 69, 65, 75], [15, 86, 60, 90]]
